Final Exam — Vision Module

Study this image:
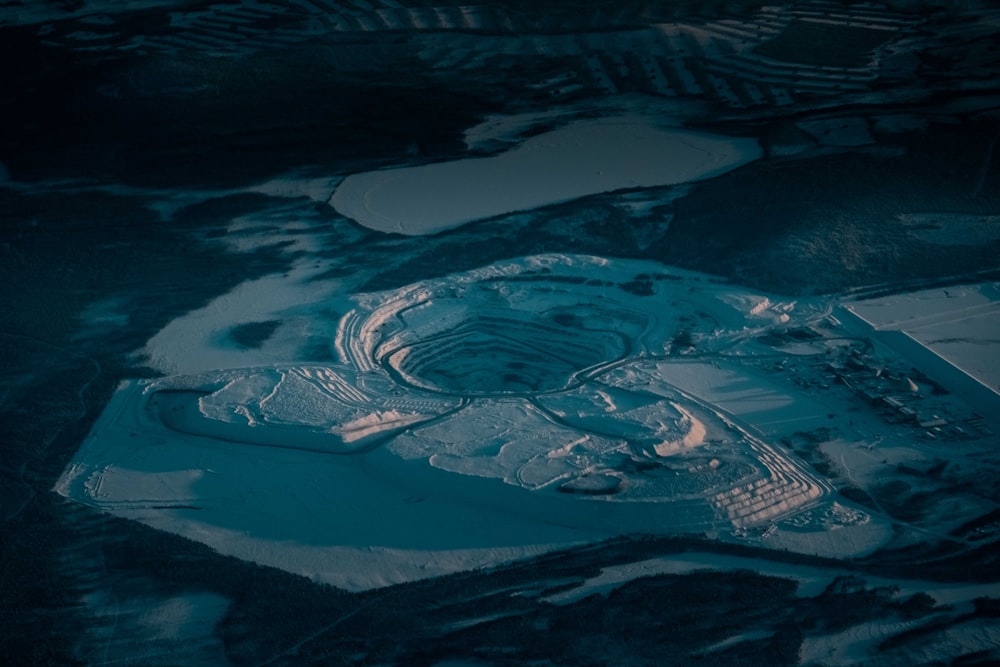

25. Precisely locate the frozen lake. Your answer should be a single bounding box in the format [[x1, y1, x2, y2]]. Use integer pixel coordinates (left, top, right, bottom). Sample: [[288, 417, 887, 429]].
[[330, 116, 761, 235]]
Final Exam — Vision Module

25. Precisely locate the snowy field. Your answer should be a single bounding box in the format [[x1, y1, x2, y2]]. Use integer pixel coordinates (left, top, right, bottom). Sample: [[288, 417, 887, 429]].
[[47, 96, 995, 595], [52, 99, 996, 589], [330, 116, 761, 235], [846, 282, 1000, 396], [8, 3, 1000, 663], [56, 254, 887, 591]]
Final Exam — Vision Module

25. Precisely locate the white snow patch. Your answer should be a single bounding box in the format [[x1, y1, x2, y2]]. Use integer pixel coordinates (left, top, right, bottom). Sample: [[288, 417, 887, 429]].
[[653, 403, 707, 455], [220, 215, 328, 255], [75, 296, 131, 339], [140, 261, 347, 375], [846, 281, 1000, 397], [332, 409, 428, 443], [462, 109, 577, 152], [77, 588, 231, 666], [545, 552, 1000, 608], [138, 593, 230, 643], [244, 174, 342, 203], [541, 553, 834, 605]]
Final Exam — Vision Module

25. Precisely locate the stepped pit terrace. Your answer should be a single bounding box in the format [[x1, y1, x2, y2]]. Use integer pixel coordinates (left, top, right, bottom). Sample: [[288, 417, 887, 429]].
[[57, 255, 870, 590]]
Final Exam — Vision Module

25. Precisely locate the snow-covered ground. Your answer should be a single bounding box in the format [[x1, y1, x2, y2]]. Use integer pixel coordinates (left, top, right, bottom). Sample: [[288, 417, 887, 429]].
[[542, 551, 1000, 606], [540, 548, 1000, 667], [46, 103, 996, 594], [139, 260, 351, 375], [846, 282, 1000, 398], [75, 587, 231, 667], [330, 116, 761, 235], [59, 254, 888, 590]]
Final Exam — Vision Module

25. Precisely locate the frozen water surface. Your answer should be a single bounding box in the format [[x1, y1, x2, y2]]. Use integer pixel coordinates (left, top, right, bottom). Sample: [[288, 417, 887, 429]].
[[331, 116, 761, 235]]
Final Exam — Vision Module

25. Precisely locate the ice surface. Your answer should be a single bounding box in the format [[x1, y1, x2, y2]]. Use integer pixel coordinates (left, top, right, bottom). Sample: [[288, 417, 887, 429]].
[[331, 116, 761, 235]]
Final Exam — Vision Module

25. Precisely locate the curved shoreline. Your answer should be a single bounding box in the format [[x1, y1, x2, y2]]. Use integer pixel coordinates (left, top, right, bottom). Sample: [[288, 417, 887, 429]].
[[330, 116, 761, 235]]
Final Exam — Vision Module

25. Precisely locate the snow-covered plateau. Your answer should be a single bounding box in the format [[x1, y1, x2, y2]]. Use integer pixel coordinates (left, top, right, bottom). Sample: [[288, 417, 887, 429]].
[[56, 254, 913, 591]]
